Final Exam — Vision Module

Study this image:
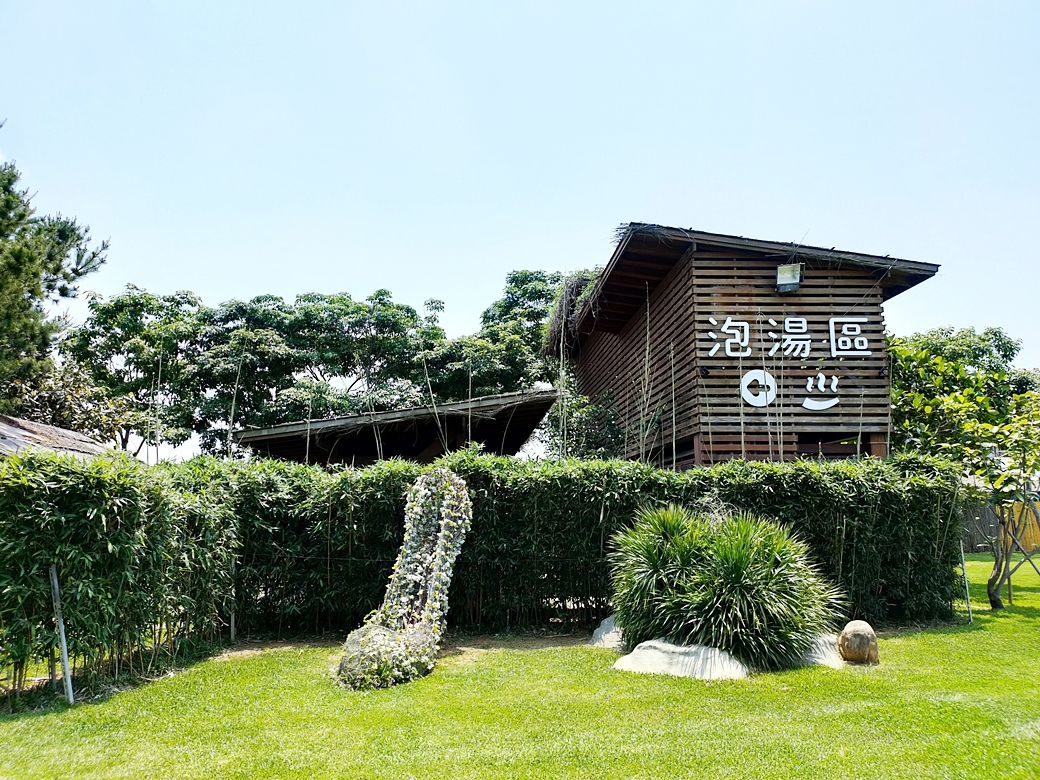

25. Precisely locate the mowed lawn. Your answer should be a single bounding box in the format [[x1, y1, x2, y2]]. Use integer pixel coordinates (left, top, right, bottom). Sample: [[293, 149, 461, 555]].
[[1, 555, 1038, 780]]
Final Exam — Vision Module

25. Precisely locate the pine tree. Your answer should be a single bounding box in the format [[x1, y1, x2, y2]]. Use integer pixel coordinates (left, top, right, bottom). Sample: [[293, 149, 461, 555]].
[[0, 159, 107, 399]]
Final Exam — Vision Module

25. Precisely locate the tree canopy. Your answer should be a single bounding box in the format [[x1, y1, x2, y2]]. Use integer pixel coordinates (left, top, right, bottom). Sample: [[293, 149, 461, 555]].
[[890, 328, 1040, 610], [60, 271, 566, 454], [889, 326, 1039, 472]]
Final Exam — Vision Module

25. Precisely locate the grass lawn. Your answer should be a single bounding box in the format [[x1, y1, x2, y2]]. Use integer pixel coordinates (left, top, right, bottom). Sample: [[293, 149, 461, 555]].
[[1, 554, 1038, 779]]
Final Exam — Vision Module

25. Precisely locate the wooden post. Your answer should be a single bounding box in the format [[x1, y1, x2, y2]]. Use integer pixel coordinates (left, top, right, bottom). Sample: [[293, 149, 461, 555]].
[[48, 565, 74, 704], [960, 542, 972, 624], [670, 342, 677, 470], [867, 433, 888, 457], [230, 555, 237, 644]]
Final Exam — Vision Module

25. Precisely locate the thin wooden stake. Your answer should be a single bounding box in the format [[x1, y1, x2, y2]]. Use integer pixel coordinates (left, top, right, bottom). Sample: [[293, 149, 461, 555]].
[[558, 317, 567, 457], [738, 351, 746, 460], [641, 285, 651, 463], [305, 393, 313, 466], [150, 349, 163, 465], [49, 565, 74, 704], [230, 554, 237, 644], [421, 354, 447, 454], [960, 541, 973, 624]]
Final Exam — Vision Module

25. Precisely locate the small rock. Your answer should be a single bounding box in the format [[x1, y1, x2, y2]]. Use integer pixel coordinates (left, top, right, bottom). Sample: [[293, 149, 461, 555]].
[[590, 615, 625, 651], [613, 640, 749, 680], [838, 620, 879, 664], [801, 633, 843, 669]]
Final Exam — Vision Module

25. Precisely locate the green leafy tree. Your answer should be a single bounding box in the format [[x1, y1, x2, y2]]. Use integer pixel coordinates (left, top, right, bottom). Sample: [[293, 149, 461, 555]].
[[62, 286, 203, 451], [417, 331, 543, 401], [189, 290, 442, 453], [479, 270, 563, 356], [188, 301, 302, 454], [890, 326, 1040, 608], [890, 327, 1037, 456], [956, 392, 1040, 608], [899, 326, 1033, 381], [65, 286, 445, 453], [0, 160, 107, 394], [415, 271, 565, 402], [64, 270, 566, 454], [7, 359, 134, 446]]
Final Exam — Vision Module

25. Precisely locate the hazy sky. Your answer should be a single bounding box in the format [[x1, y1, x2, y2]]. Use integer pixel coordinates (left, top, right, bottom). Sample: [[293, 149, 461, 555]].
[[3, 2, 1038, 365]]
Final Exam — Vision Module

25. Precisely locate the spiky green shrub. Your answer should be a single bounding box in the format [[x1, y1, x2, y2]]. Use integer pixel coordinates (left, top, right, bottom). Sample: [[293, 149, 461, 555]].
[[610, 504, 846, 671]]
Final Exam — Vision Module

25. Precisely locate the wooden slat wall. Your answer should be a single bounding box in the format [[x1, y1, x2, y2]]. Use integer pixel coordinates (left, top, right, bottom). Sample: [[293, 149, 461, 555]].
[[573, 255, 697, 462], [693, 258, 888, 463], [573, 251, 891, 466]]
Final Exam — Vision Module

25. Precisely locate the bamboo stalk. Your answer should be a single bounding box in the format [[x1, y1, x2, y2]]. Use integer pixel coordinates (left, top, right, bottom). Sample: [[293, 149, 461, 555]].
[[227, 353, 244, 458], [559, 320, 567, 457], [670, 342, 677, 470], [960, 541, 973, 623]]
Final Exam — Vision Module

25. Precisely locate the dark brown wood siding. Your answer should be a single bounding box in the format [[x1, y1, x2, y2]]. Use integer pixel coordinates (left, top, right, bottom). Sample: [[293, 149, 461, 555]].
[[573, 251, 890, 466], [691, 256, 888, 464], [573, 256, 697, 464]]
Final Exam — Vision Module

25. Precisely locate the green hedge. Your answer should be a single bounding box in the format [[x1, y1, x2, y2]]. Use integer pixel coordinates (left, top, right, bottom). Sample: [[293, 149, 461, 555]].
[[0, 452, 235, 688], [0, 450, 964, 684], [439, 451, 963, 630]]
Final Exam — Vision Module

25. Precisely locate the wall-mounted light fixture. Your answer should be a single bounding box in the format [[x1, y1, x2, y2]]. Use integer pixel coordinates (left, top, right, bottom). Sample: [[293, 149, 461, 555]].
[[776, 263, 803, 293]]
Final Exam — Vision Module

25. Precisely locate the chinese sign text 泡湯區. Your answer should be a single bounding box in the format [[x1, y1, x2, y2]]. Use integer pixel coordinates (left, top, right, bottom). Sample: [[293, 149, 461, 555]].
[[703, 315, 874, 411]]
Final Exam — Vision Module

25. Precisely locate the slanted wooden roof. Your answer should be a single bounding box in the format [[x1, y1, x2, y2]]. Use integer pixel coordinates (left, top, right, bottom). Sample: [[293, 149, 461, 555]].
[[0, 416, 111, 459], [235, 390, 557, 466], [570, 223, 939, 345]]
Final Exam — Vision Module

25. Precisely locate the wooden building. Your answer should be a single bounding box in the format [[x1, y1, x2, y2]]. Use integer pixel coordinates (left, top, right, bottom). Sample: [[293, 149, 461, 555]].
[[555, 223, 938, 467]]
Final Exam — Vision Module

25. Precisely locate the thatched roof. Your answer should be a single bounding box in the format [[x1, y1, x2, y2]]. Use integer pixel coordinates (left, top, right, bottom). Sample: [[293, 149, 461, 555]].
[[0, 416, 111, 459], [235, 390, 557, 466], [542, 273, 597, 359]]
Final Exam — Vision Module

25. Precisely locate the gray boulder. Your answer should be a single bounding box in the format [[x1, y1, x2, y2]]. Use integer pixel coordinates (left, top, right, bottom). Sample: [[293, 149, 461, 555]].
[[801, 633, 844, 669], [838, 620, 879, 664], [613, 640, 749, 680], [589, 615, 625, 651]]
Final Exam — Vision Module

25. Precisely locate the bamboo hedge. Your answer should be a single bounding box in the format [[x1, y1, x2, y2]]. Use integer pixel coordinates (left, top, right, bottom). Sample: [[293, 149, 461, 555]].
[[0, 452, 236, 693], [0, 449, 964, 691]]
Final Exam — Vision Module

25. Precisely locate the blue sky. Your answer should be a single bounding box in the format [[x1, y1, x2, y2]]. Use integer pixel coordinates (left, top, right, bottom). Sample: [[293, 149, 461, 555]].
[[3, 2, 1038, 365]]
